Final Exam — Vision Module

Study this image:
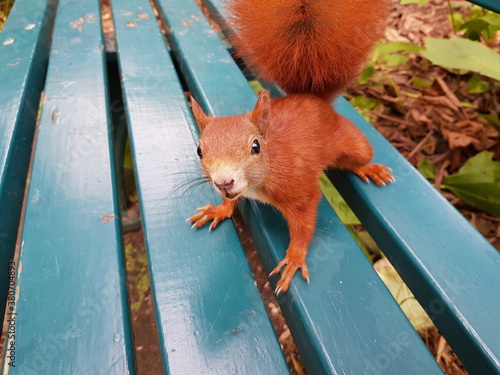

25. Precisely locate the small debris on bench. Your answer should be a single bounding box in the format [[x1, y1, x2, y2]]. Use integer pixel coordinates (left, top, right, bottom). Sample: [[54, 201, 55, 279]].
[[100, 213, 118, 224]]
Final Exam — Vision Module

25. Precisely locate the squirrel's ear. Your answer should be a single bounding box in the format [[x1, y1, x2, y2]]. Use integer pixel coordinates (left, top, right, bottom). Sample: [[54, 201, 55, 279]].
[[191, 96, 211, 132], [251, 90, 271, 136]]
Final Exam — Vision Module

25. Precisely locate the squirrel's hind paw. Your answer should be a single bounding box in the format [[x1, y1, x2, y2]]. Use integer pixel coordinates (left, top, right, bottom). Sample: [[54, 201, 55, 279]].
[[354, 163, 394, 186]]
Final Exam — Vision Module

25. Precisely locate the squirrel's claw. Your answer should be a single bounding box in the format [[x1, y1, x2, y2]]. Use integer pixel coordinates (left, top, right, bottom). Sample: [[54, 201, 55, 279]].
[[188, 204, 220, 230], [354, 163, 394, 186], [187, 201, 236, 230], [270, 253, 309, 294]]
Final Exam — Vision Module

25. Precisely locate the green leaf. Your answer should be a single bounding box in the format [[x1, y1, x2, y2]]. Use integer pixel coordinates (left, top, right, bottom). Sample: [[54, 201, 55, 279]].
[[400, 0, 430, 5], [443, 183, 500, 215], [381, 54, 408, 67], [421, 37, 500, 81], [358, 61, 375, 84], [458, 19, 490, 40], [486, 24, 500, 37], [374, 257, 433, 330], [458, 14, 500, 41], [479, 113, 500, 132], [249, 80, 264, 94], [471, 4, 486, 18], [405, 92, 422, 99], [455, 150, 500, 176], [319, 174, 360, 225], [442, 151, 500, 216], [481, 13, 500, 27], [375, 42, 422, 56], [412, 76, 435, 89], [123, 139, 134, 170], [123, 139, 138, 201], [449, 13, 465, 29], [417, 159, 436, 179], [349, 95, 378, 111], [467, 73, 490, 94], [374, 42, 420, 67], [355, 230, 382, 257]]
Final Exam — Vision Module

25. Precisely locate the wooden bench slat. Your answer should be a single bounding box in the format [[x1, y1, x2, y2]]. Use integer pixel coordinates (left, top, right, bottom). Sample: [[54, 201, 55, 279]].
[[240, 199, 445, 375], [1, 0, 496, 372], [157, 0, 445, 373], [110, 0, 289, 373], [3, 1, 135, 373], [154, 0, 257, 116], [0, 0, 57, 315], [329, 97, 500, 375]]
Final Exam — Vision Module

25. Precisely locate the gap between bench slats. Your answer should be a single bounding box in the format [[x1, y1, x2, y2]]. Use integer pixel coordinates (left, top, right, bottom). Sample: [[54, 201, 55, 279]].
[[2, 0, 134, 373], [154, 0, 445, 374], [109, 0, 290, 373]]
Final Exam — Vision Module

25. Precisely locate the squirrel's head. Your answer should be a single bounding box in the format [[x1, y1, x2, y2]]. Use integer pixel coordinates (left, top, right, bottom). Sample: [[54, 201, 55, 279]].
[[191, 90, 270, 201]]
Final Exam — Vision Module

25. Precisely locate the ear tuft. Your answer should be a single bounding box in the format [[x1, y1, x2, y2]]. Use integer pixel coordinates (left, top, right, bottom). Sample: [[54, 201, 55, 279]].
[[251, 90, 271, 136], [191, 96, 211, 132]]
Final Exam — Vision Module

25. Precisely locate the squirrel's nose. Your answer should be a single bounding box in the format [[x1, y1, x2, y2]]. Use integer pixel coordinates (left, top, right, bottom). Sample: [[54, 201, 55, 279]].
[[214, 179, 234, 192]]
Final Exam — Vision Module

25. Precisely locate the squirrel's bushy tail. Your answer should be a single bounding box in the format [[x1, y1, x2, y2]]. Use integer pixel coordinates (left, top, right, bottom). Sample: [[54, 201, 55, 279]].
[[227, 0, 389, 100]]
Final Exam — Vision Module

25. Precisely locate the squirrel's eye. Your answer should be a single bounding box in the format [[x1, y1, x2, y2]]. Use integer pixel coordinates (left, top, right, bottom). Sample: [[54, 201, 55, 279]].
[[251, 139, 260, 155], [197, 146, 203, 159]]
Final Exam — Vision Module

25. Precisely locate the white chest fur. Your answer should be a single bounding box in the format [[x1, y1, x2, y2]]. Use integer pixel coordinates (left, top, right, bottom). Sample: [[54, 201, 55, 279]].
[[243, 186, 269, 204]]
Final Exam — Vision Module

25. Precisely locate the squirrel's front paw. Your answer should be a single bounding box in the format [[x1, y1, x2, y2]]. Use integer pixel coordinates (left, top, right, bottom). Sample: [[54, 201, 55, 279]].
[[187, 200, 236, 231], [354, 163, 394, 186], [269, 252, 309, 295]]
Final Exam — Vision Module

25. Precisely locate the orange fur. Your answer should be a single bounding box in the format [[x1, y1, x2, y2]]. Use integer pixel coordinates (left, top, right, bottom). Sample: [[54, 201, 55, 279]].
[[228, 0, 390, 99], [189, 0, 393, 293]]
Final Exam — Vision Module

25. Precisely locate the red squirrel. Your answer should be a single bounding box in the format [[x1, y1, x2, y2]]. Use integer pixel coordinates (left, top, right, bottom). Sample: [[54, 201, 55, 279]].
[[188, 0, 393, 294]]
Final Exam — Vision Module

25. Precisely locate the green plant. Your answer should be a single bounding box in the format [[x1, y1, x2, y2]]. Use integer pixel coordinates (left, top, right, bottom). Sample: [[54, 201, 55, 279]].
[[359, 3, 500, 84], [441, 151, 500, 216], [358, 42, 422, 83], [419, 152, 500, 216], [452, 6, 500, 42], [421, 3, 500, 80], [417, 159, 436, 180], [348, 95, 380, 121], [374, 257, 433, 330], [421, 36, 500, 81], [352, 1, 500, 216], [319, 174, 360, 225], [125, 244, 151, 312], [319, 174, 384, 261], [123, 139, 138, 202]]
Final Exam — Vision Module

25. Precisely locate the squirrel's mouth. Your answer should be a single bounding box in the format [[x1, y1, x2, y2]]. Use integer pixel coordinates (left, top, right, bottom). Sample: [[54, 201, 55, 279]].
[[211, 174, 247, 201]]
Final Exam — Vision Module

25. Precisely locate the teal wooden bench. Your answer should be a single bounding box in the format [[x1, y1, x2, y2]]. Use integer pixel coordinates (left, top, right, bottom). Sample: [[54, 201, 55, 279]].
[[0, 0, 498, 374]]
